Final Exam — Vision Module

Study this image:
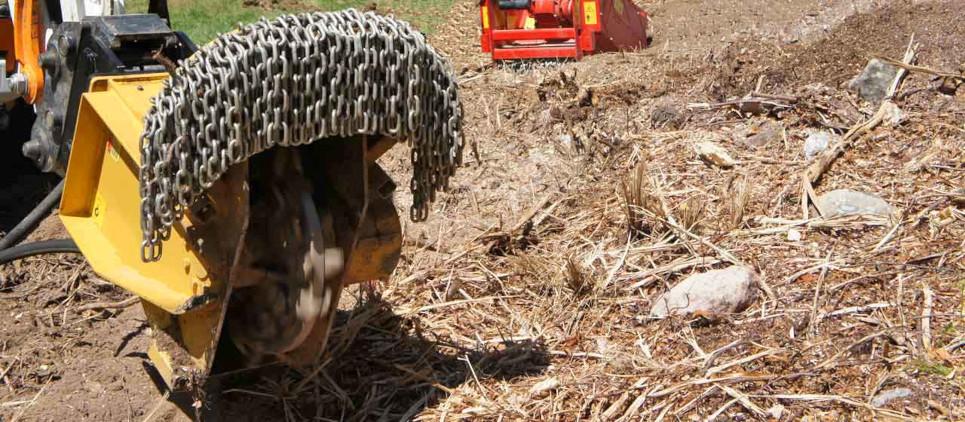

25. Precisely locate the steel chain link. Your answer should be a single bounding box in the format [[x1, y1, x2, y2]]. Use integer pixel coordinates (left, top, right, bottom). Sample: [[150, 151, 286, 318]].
[[139, 10, 463, 261]]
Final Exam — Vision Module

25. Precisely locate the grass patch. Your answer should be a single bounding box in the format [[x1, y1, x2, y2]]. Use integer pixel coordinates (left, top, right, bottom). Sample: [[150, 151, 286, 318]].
[[126, 0, 452, 44], [910, 358, 954, 377]]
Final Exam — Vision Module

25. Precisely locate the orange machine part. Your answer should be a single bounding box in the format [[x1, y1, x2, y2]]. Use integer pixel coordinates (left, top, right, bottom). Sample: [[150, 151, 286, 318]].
[[1, 18, 14, 73], [13, 0, 44, 103], [480, 0, 648, 60]]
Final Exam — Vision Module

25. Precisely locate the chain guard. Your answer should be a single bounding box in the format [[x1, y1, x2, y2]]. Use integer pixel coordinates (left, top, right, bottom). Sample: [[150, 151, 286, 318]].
[[138, 9, 463, 261]]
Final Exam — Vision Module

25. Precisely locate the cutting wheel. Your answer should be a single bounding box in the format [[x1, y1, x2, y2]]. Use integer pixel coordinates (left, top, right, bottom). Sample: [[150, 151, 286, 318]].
[[226, 149, 345, 363]]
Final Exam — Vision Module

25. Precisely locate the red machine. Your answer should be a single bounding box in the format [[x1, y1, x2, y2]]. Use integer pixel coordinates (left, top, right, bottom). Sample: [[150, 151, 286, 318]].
[[479, 0, 650, 60]]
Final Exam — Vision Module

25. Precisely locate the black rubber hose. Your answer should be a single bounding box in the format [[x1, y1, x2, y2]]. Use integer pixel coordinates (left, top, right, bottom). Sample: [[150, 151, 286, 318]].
[[0, 179, 65, 251], [0, 239, 81, 265]]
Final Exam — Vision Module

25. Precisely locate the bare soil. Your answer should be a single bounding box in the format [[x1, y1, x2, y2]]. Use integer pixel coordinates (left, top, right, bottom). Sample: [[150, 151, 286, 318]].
[[2, 0, 962, 420]]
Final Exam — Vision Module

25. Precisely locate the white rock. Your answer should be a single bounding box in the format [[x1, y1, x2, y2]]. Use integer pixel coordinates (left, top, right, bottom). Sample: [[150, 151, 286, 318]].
[[787, 228, 802, 242], [871, 388, 913, 407], [649, 266, 760, 318], [803, 131, 834, 160], [815, 189, 894, 218], [881, 102, 904, 127], [694, 142, 737, 168], [595, 337, 609, 354], [767, 404, 785, 419], [529, 377, 560, 397]]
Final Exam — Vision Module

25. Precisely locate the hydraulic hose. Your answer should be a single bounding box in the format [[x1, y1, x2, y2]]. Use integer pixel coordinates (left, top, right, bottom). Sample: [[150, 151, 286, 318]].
[[0, 179, 65, 250], [0, 239, 81, 265]]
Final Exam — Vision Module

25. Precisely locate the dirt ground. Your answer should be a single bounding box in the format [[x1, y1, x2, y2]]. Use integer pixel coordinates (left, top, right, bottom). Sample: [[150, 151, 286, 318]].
[[2, 0, 963, 420]]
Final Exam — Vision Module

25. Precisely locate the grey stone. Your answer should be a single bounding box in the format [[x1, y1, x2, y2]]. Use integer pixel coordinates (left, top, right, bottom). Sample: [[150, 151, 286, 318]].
[[649, 266, 759, 318], [804, 131, 833, 160], [651, 101, 685, 129], [815, 189, 894, 218], [848, 59, 899, 103], [744, 121, 783, 148], [871, 388, 913, 407]]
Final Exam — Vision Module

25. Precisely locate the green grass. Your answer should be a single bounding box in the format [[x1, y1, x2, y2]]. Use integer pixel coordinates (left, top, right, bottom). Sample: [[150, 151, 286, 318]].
[[125, 0, 452, 44], [910, 358, 954, 377]]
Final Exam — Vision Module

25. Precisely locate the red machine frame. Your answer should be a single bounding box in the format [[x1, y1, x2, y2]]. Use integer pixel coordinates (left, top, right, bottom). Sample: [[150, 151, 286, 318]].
[[479, 0, 649, 60]]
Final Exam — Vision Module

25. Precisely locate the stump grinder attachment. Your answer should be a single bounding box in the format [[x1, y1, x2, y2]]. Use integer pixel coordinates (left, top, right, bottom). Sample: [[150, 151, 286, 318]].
[[479, 0, 650, 60], [53, 9, 462, 391]]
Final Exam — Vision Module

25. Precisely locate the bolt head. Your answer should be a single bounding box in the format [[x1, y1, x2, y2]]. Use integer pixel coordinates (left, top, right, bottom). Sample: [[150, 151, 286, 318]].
[[22, 139, 43, 160], [40, 51, 60, 71], [58, 34, 75, 56]]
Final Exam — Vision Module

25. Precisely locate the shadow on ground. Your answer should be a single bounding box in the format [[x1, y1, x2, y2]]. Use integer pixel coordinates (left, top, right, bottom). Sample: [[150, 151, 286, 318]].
[[154, 293, 550, 421]]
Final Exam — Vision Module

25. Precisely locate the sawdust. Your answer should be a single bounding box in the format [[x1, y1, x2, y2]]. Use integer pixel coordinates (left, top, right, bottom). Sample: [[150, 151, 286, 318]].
[[1, 0, 963, 420]]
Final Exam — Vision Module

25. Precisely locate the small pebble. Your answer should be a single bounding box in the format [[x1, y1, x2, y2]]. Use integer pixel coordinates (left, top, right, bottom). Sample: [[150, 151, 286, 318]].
[[787, 228, 802, 241], [804, 131, 833, 160]]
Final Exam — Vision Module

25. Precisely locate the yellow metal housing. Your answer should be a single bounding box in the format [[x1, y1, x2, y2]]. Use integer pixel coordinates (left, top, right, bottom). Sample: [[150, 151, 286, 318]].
[[58, 74, 408, 390], [60, 74, 249, 389]]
